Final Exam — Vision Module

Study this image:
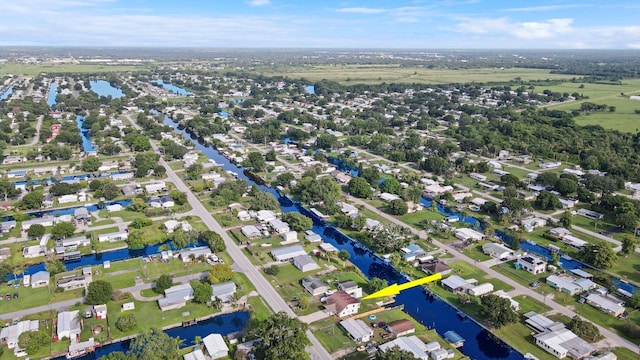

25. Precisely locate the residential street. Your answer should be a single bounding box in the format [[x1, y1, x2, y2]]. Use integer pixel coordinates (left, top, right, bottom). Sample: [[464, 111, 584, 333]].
[[126, 114, 332, 360]]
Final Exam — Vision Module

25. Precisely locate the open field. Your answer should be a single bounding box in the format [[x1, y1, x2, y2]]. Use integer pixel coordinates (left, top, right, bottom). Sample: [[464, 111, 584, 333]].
[[0, 62, 151, 76], [543, 79, 640, 132], [253, 65, 576, 85]]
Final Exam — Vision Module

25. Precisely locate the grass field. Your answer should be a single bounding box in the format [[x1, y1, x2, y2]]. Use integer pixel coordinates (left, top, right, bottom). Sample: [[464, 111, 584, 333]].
[[0, 62, 150, 76], [543, 79, 640, 132], [254, 65, 575, 85]]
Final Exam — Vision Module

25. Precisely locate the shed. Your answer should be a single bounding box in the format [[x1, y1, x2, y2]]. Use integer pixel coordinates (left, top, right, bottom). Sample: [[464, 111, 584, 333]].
[[122, 302, 135, 312], [339, 318, 373, 342], [203, 333, 229, 359], [387, 319, 416, 337]]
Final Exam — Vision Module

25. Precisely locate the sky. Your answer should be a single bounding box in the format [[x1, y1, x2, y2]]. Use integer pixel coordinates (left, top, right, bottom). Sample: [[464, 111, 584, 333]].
[[1, 0, 639, 49]]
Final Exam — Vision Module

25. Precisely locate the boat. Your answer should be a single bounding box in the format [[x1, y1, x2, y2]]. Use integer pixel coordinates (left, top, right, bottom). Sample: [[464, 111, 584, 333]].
[[443, 330, 465, 348]]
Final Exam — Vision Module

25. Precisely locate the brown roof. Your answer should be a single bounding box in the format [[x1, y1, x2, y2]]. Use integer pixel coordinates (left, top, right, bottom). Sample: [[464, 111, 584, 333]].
[[387, 319, 415, 334], [422, 261, 451, 274], [325, 290, 359, 313]]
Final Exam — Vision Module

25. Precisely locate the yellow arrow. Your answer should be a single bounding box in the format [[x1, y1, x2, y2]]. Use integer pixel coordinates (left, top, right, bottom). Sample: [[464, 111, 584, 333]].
[[362, 273, 442, 300]]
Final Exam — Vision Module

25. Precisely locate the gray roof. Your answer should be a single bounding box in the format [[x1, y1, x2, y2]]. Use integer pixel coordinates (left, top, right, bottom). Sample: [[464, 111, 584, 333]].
[[31, 270, 50, 284], [271, 245, 307, 261], [211, 281, 236, 302], [441, 275, 470, 290], [339, 318, 372, 341], [301, 276, 327, 290], [293, 254, 319, 271]]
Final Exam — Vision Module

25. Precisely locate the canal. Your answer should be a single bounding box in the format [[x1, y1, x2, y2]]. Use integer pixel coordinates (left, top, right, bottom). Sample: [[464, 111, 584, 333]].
[[162, 114, 525, 360]]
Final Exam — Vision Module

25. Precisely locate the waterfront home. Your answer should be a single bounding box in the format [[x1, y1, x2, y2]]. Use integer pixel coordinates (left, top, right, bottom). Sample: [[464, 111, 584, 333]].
[[0, 247, 9, 261], [305, 230, 322, 243], [23, 245, 46, 258], [97, 231, 128, 242], [379, 192, 400, 202], [379, 336, 429, 359], [521, 217, 548, 232], [74, 207, 90, 222], [203, 333, 229, 360], [158, 283, 194, 311], [421, 261, 452, 276], [211, 281, 237, 303], [280, 231, 298, 243], [443, 331, 465, 348], [31, 270, 50, 288], [110, 172, 134, 181], [67, 338, 95, 358], [268, 218, 290, 234], [43, 193, 54, 208], [517, 255, 547, 275], [271, 245, 307, 262], [584, 293, 626, 317], [467, 283, 494, 296], [337, 280, 363, 298], [0, 320, 38, 350], [59, 236, 90, 248], [292, 254, 320, 272], [339, 318, 373, 342], [482, 242, 513, 260], [0, 220, 16, 233], [324, 290, 360, 317], [57, 310, 81, 341], [387, 319, 416, 337], [256, 210, 277, 223], [364, 218, 382, 232], [179, 246, 212, 263], [21, 216, 55, 231], [454, 228, 485, 242], [57, 274, 89, 291], [301, 276, 329, 296], [549, 227, 571, 238], [547, 274, 597, 296], [184, 349, 205, 360], [164, 220, 192, 234], [339, 202, 358, 216]]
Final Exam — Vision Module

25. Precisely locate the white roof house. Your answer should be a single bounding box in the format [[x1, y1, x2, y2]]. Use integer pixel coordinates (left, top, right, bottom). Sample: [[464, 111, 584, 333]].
[[256, 210, 277, 222], [534, 327, 595, 359], [467, 283, 494, 296], [0, 320, 38, 349], [379, 336, 429, 360], [57, 310, 81, 340], [454, 227, 485, 242], [145, 181, 167, 193], [339, 318, 373, 343], [31, 270, 50, 288], [482, 242, 513, 260], [179, 246, 212, 263], [241, 225, 261, 239], [292, 254, 320, 272], [203, 333, 229, 359], [271, 245, 307, 261], [97, 231, 128, 242], [585, 293, 626, 317], [183, 349, 206, 360], [268, 218, 290, 234], [211, 281, 237, 303]]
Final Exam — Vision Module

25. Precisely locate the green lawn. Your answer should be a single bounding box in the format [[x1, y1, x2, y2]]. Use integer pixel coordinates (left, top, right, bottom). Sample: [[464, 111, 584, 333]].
[[399, 210, 445, 229], [448, 261, 514, 292], [0, 283, 84, 314], [460, 241, 492, 262], [512, 295, 551, 315], [246, 296, 272, 323]]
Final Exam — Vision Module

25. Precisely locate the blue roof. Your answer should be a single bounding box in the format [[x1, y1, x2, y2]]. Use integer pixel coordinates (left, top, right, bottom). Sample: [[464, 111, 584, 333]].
[[8, 170, 27, 175], [406, 244, 423, 253], [443, 331, 465, 344]]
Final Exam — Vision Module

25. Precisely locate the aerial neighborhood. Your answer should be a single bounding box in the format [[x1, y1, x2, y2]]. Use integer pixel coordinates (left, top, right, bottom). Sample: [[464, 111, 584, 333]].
[[0, 49, 638, 360]]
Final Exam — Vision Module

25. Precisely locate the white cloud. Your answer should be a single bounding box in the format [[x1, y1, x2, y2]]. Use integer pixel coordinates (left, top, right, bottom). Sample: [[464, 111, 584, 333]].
[[336, 7, 387, 14], [247, 0, 270, 6], [503, 4, 588, 12]]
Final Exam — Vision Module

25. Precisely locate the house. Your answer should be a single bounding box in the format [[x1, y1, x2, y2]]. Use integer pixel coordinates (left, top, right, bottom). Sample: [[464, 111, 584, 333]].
[[0, 247, 9, 262], [305, 230, 322, 243], [237, 210, 251, 221], [256, 210, 277, 222], [94, 304, 107, 319], [364, 218, 382, 232], [534, 327, 595, 359], [184, 349, 206, 360], [268, 218, 290, 234], [561, 235, 588, 249], [0, 220, 16, 233], [292, 254, 320, 272], [241, 225, 261, 239], [441, 275, 473, 292], [339, 202, 358, 216], [60, 236, 91, 248], [423, 184, 453, 199], [319, 242, 338, 253], [31, 270, 50, 288], [549, 227, 571, 238], [493, 290, 520, 311], [487, 160, 502, 169], [521, 217, 547, 232], [57, 310, 81, 340], [539, 162, 562, 169], [422, 261, 452, 276], [517, 255, 547, 275], [339, 318, 373, 342], [482, 243, 514, 260], [430, 348, 455, 360], [145, 182, 167, 193], [97, 231, 128, 242], [271, 245, 307, 262], [547, 275, 596, 296], [324, 290, 360, 317], [160, 195, 175, 208], [203, 333, 229, 359], [57, 274, 89, 291], [379, 336, 429, 360], [337, 280, 363, 298], [467, 283, 494, 296], [301, 276, 329, 296], [280, 231, 298, 243], [106, 203, 123, 212], [23, 245, 46, 258], [584, 293, 626, 317], [74, 207, 90, 222], [164, 220, 192, 234], [158, 283, 194, 311], [0, 320, 38, 349], [454, 228, 485, 242], [110, 172, 134, 181], [211, 281, 237, 303], [121, 184, 138, 196], [387, 319, 416, 337], [21, 216, 55, 231], [379, 192, 400, 202], [58, 194, 78, 204], [179, 246, 212, 263], [443, 331, 465, 347], [470, 173, 487, 181]]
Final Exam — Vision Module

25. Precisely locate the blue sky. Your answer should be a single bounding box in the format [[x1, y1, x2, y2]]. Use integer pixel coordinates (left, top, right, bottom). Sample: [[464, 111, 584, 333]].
[[1, 0, 639, 48]]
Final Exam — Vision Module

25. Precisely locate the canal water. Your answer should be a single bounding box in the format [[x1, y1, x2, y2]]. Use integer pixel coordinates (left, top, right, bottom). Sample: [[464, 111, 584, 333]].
[[162, 114, 525, 360], [89, 80, 124, 99], [305, 85, 315, 95], [76, 115, 96, 152], [53, 311, 250, 360], [152, 80, 191, 96], [0, 86, 13, 101], [47, 81, 58, 107]]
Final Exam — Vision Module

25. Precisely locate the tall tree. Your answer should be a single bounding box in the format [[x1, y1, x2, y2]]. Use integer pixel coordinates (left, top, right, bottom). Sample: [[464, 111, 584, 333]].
[[621, 235, 638, 256], [580, 241, 617, 269], [127, 328, 180, 360], [348, 177, 373, 198], [253, 312, 310, 360], [480, 294, 518, 328]]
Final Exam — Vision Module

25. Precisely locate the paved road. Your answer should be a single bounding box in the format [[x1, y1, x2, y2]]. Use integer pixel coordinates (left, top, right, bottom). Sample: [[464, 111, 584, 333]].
[[16, 115, 43, 147], [126, 114, 331, 360], [346, 194, 639, 352]]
